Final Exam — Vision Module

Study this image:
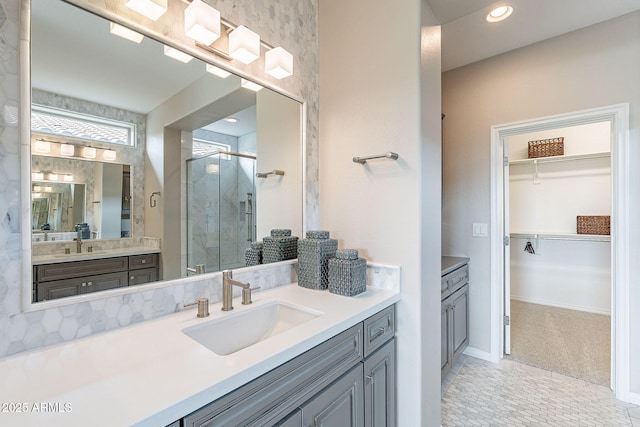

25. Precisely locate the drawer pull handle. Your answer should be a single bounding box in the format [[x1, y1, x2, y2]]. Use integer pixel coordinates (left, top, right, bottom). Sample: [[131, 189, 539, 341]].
[[130, 276, 135, 281], [87, 281, 93, 286], [81, 282, 86, 287], [141, 260, 146, 264], [366, 374, 375, 384]]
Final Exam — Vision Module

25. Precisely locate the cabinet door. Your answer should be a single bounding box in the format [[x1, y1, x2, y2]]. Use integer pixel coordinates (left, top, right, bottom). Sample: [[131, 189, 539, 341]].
[[275, 409, 303, 427], [84, 271, 129, 293], [37, 278, 83, 301], [451, 284, 469, 361], [302, 364, 364, 427], [129, 267, 158, 285], [441, 300, 452, 376], [364, 339, 395, 427]]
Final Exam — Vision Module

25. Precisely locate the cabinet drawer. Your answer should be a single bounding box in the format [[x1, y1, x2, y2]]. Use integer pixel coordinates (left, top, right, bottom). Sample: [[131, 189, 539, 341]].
[[36, 256, 128, 282], [129, 267, 158, 286], [36, 271, 128, 302], [441, 276, 449, 298], [363, 305, 395, 358], [446, 265, 469, 295], [129, 253, 158, 270]]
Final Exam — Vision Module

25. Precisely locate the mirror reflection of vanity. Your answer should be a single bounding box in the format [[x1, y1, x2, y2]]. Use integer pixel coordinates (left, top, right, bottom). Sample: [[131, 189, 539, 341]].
[[27, 0, 303, 304]]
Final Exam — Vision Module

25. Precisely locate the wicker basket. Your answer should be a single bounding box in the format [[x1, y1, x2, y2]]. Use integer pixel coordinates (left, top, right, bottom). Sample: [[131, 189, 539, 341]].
[[576, 216, 610, 235], [527, 137, 564, 158]]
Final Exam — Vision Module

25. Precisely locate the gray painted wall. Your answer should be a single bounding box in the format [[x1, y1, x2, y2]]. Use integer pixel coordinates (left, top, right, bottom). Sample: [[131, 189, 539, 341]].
[[442, 11, 640, 395]]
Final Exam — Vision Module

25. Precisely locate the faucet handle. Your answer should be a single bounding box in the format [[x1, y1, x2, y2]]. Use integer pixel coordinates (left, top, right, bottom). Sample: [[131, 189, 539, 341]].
[[241, 286, 261, 305], [184, 297, 210, 318]]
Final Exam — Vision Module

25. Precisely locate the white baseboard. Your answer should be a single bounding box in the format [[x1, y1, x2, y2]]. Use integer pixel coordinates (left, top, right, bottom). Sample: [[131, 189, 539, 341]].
[[463, 346, 495, 363], [511, 296, 611, 315], [628, 391, 640, 406]]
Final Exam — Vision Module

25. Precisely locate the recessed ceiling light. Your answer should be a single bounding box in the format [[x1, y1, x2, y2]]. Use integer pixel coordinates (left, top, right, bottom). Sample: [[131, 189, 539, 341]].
[[486, 5, 513, 23], [225, 117, 238, 123]]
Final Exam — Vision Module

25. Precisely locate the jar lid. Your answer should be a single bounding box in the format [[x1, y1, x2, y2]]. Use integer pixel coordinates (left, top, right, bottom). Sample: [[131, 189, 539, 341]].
[[305, 230, 330, 239], [336, 249, 358, 260], [250, 242, 263, 250], [271, 229, 292, 237]]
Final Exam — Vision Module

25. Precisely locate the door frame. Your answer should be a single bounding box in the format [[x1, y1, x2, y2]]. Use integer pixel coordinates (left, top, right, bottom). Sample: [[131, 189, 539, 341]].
[[489, 103, 630, 400]]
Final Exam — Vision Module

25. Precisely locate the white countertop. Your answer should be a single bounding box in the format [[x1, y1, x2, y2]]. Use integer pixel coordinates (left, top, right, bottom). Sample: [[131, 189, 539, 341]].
[[32, 247, 160, 265], [0, 283, 399, 426]]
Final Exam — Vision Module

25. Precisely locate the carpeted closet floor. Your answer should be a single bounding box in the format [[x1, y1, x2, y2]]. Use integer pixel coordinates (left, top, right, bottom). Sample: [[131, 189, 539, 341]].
[[507, 299, 610, 386]]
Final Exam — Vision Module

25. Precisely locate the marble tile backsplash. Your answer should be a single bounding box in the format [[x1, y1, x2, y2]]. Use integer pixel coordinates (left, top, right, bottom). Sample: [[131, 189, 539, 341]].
[[0, 0, 319, 358]]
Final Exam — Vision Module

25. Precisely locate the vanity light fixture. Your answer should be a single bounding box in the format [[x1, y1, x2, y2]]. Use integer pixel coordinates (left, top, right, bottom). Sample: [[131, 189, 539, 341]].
[[486, 5, 513, 22], [241, 78, 263, 92], [32, 192, 42, 198], [110, 22, 144, 43], [125, 0, 167, 21], [32, 185, 42, 192], [32, 172, 44, 181], [206, 64, 231, 78], [82, 147, 97, 159], [43, 186, 53, 193], [60, 143, 75, 156], [164, 45, 194, 63], [265, 47, 293, 79], [63, 175, 74, 182], [184, 0, 221, 45], [34, 140, 51, 153], [48, 173, 59, 182], [103, 149, 117, 161], [229, 25, 260, 64]]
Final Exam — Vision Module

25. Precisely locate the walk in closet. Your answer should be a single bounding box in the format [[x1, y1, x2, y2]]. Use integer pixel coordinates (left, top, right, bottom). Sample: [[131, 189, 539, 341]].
[[506, 121, 611, 385]]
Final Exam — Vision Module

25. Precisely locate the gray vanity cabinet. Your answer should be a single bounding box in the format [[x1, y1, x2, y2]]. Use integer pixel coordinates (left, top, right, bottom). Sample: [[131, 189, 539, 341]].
[[33, 253, 159, 301], [301, 364, 365, 427], [441, 261, 470, 377], [179, 305, 396, 427]]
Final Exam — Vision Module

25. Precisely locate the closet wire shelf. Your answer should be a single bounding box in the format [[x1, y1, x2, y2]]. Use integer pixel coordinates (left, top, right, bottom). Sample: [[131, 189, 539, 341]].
[[510, 232, 610, 243]]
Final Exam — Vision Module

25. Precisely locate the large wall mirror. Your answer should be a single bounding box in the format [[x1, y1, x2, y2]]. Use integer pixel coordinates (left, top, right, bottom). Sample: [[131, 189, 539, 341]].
[[27, 0, 303, 305]]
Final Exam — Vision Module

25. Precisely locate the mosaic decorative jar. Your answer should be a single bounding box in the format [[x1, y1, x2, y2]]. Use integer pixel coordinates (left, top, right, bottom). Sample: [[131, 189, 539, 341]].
[[328, 249, 367, 296], [263, 229, 299, 263], [297, 230, 338, 290], [245, 241, 263, 266]]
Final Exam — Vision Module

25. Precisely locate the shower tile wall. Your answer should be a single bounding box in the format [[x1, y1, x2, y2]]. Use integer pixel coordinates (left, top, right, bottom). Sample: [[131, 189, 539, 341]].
[[0, 0, 319, 358], [189, 129, 256, 271]]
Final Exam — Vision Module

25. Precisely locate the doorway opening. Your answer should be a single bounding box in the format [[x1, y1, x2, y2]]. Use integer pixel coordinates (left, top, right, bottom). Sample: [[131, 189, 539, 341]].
[[489, 104, 630, 400]]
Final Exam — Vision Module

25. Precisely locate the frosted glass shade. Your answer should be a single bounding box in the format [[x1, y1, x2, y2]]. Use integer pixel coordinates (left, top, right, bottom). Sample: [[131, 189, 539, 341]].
[[60, 144, 75, 156], [32, 172, 44, 181], [63, 175, 74, 182], [103, 150, 117, 161], [125, 0, 167, 21], [265, 47, 293, 79], [110, 23, 144, 43], [229, 26, 260, 64], [206, 64, 231, 78], [82, 147, 97, 159], [185, 0, 221, 45], [48, 173, 59, 181], [164, 46, 193, 63], [241, 79, 263, 92], [34, 140, 50, 153]]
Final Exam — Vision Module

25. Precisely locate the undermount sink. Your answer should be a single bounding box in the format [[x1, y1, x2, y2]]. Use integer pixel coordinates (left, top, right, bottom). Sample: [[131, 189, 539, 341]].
[[182, 301, 322, 356]]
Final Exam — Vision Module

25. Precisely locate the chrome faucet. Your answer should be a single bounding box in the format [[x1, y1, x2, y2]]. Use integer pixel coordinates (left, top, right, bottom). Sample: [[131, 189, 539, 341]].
[[222, 270, 257, 311], [73, 237, 82, 253]]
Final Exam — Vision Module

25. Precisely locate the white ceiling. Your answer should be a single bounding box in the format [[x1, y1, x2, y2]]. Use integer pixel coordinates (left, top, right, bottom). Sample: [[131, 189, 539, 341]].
[[431, 0, 640, 71]]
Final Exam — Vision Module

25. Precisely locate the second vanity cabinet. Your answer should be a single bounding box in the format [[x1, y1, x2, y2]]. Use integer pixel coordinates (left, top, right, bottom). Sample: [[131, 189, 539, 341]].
[[180, 305, 396, 427], [33, 253, 159, 302], [441, 259, 470, 377]]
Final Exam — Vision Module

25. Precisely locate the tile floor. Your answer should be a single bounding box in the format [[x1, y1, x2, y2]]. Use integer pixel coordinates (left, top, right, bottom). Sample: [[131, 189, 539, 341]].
[[442, 355, 640, 426]]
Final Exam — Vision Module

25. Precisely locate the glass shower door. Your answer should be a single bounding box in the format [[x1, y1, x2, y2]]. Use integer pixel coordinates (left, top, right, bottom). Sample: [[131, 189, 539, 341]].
[[187, 152, 256, 274]]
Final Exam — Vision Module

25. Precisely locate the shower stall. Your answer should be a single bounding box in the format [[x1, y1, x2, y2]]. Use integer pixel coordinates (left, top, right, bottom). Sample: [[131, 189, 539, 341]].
[[186, 150, 256, 273]]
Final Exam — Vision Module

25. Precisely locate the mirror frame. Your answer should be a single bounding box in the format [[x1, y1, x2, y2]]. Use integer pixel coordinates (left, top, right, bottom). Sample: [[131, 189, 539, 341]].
[[20, 0, 308, 312]]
